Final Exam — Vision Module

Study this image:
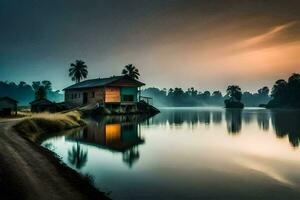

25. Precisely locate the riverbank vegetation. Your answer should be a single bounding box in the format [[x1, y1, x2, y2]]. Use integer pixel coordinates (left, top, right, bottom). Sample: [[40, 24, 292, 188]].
[[0, 80, 63, 105], [267, 73, 300, 108], [142, 86, 270, 107], [14, 111, 85, 142]]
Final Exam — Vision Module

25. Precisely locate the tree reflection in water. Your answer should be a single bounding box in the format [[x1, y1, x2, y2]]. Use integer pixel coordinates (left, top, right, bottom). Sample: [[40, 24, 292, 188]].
[[271, 110, 300, 147], [257, 111, 270, 131], [225, 109, 242, 134], [68, 142, 88, 169], [64, 109, 300, 170], [149, 108, 300, 147], [122, 146, 140, 168]]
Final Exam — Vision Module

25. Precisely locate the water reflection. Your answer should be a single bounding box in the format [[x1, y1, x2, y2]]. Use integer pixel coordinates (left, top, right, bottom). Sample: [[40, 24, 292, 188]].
[[257, 111, 270, 131], [150, 109, 222, 125], [68, 142, 88, 169], [66, 115, 150, 167], [148, 108, 300, 147], [225, 109, 242, 134], [271, 110, 300, 147], [41, 108, 300, 200]]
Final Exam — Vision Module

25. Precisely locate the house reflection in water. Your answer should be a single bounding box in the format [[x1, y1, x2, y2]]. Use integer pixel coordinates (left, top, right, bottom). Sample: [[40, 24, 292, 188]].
[[66, 115, 148, 167]]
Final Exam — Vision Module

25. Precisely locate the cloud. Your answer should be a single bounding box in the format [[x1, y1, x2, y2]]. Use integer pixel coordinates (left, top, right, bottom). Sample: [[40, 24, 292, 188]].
[[236, 21, 298, 50]]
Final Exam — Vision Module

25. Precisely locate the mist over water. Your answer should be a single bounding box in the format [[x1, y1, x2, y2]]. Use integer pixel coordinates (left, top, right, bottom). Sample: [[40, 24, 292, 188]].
[[42, 108, 300, 200]]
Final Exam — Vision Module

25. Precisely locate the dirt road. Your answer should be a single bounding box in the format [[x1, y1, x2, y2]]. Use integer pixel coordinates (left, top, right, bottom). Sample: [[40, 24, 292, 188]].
[[0, 120, 108, 200]]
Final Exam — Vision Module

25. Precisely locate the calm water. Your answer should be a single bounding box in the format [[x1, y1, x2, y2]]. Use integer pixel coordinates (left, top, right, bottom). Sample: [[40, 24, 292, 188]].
[[42, 108, 300, 200]]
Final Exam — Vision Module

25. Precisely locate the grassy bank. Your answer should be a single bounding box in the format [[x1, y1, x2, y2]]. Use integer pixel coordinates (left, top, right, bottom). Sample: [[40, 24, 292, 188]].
[[14, 111, 85, 142]]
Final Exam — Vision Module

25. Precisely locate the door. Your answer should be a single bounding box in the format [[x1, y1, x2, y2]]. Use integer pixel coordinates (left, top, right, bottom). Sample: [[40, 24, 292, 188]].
[[83, 92, 88, 104]]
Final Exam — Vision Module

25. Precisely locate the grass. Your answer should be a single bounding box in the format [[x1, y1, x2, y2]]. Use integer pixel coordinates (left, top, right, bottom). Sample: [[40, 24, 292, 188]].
[[14, 111, 86, 142], [0, 110, 32, 122]]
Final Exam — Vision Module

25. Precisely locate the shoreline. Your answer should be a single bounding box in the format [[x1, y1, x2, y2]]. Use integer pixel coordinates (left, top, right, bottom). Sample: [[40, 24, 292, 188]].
[[0, 118, 110, 200]]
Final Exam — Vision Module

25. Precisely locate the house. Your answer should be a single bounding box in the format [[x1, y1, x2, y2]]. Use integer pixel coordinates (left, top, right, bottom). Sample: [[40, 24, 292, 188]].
[[0, 97, 18, 116], [30, 98, 57, 113], [63, 75, 145, 110]]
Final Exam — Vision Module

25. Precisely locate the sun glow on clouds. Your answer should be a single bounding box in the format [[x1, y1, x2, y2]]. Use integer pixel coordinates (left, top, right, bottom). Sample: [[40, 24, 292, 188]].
[[236, 21, 298, 49], [143, 21, 300, 89]]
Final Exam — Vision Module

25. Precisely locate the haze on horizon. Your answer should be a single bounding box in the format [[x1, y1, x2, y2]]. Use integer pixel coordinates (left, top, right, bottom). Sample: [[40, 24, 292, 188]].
[[0, 0, 300, 92]]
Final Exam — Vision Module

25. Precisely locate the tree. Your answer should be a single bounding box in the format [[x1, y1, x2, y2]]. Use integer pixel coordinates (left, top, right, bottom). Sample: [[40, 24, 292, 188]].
[[42, 80, 52, 91], [122, 64, 140, 80], [258, 86, 269, 96], [32, 81, 53, 100], [226, 85, 242, 102], [212, 91, 222, 98], [69, 60, 88, 83], [288, 73, 300, 104], [35, 86, 47, 100], [18, 81, 27, 87], [271, 79, 287, 100], [267, 73, 300, 108], [224, 85, 244, 108]]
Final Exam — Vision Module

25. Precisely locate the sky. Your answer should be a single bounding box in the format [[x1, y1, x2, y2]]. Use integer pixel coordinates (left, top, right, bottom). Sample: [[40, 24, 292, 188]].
[[0, 0, 300, 92]]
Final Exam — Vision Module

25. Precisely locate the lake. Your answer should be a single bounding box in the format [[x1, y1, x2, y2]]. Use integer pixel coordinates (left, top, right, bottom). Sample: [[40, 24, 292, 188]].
[[42, 108, 300, 200]]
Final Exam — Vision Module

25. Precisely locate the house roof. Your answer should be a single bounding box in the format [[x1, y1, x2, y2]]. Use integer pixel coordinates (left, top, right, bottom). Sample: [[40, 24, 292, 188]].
[[0, 96, 18, 103], [63, 75, 145, 90], [30, 98, 54, 105]]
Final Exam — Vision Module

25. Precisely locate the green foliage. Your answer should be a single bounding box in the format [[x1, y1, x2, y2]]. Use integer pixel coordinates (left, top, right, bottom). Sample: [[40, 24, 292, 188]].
[[122, 64, 140, 80], [224, 85, 245, 108], [267, 73, 300, 108], [226, 85, 242, 102], [35, 86, 47, 100], [0, 80, 63, 105], [142, 86, 271, 107], [32, 80, 53, 99], [69, 60, 88, 83]]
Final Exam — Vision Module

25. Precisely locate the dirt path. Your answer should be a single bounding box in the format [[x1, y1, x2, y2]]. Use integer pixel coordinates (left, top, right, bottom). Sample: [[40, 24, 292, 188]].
[[0, 120, 108, 200]]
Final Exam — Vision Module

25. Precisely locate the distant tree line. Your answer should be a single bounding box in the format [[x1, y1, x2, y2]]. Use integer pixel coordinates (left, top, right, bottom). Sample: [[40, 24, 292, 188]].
[[267, 73, 300, 108], [141, 86, 271, 107], [0, 80, 63, 105]]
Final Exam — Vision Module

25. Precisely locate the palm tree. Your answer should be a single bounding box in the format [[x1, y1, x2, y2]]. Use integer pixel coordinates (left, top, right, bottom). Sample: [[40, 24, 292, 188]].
[[122, 64, 140, 80], [69, 60, 88, 83]]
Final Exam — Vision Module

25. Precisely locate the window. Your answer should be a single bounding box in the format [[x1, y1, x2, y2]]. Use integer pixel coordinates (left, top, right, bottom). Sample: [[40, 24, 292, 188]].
[[74, 93, 77, 98], [123, 95, 134, 102], [78, 93, 81, 98]]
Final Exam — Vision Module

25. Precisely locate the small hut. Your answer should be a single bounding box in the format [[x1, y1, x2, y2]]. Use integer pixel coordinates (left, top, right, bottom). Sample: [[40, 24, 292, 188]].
[[0, 96, 18, 116], [30, 99, 57, 113]]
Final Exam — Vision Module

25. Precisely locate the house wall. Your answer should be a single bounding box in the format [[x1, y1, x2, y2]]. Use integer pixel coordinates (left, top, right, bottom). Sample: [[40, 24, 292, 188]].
[[105, 87, 120, 103], [65, 87, 105, 106], [65, 86, 139, 106], [120, 87, 138, 103], [0, 99, 16, 110]]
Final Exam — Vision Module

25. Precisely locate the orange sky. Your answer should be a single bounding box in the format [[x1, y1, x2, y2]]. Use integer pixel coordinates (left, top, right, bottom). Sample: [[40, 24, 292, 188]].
[[1, 0, 300, 92]]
